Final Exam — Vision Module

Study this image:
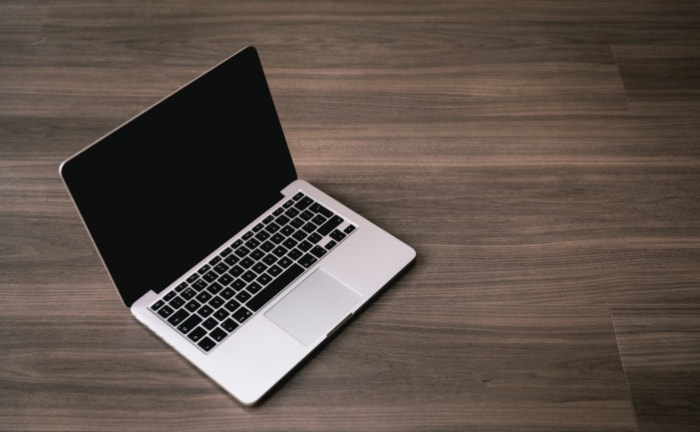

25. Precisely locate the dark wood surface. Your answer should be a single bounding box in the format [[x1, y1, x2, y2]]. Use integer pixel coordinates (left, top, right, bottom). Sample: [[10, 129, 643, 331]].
[[2, 1, 699, 431]]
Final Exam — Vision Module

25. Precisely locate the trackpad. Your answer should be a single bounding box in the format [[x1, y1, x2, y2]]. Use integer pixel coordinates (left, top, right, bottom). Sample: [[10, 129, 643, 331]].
[[265, 269, 361, 346]]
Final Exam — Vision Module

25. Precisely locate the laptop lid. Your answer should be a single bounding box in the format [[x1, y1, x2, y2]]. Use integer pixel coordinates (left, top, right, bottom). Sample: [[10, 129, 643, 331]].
[[60, 46, 297, 307]]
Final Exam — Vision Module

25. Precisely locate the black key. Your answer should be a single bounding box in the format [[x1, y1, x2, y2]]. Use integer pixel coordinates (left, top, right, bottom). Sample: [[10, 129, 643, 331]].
[[255, 230, 270, 241], [208, 281, 224, 294], [311, 245, 327, 258], [242, 270, 256, 282], [252, 262, 267, 274], [211, 328, 228, 341], [186, 274, 199, 283], [302, 222, 317, 233], [292, 230, 307, 241], [330, 229, 347, 242], [250, 248, 264, 261], [310, 203, 333, 217], [247, 264, 304, 311], [294, 196, 314, 210], [208, 256, 221, 266], [198, 337, 216, 352], [318, 215, 344, 235], [192, 279, 207, 291], [298, 240, 313, 252], [214, 308, 229, 321], [265, 222, 280, 233], [247, 282, 263, 294], [282, 238, 298, 249], [242, 230, 254, 240], [252, 222, 265, 232], [280, 225, 295, 236], [273, 206, 284, 216], [228, 265, 244, 277], [324, 239, 337, 250], [168, 296, 185, 309], [293, 192, 305, 201], [167, 309, 189, 326], [222, 319, 238, 332], [188, 327, 207, 342], [235, 246, 250, 258], [308, 232, 322, 244], [278, 257, 293, 268], [300, 210, 314, 221], [220, 247, 233, 257], [232, 239, 243, 249], [181, 287, 196, 300], [224, 299, 240, 312], [283, 198, 295, 208], [344, 224, 356, 234], [235, 290, 251, 303], [299, 253, 317, 268], [220, 287, 235, 299], [257, 273, 272, 286], [175, 282, 188, 292], [245, 238, 260, 250], [260, 240, 275, 252], [197, 305, 214, 318], [240, 257, 255, 269], [215, 275, 232, 288], [294, 196, 313, 210], [276, 214, 290, 226], [288, 248, 302, 260], [233, 307, 252, 323], [285, 207, 299, 218], [185, 300, 200, 312], [203, 271, 218, 282], [209, 296, 224, 309], [214, 263, 229, 274], [273, 246, 288, 257], [231, 279, 246, 291], [151, 300, 164, 311], [163, 291, 176, 301], [263, 253, 278, 265], [290, 217, 304, 228], [224, 254, 239, 266], [196, 291, 212, 303], [178, 315, 202, 334], [271, 233, 285, 244], [197, 264, 211, 274], [157, 305, 174, 319], [203, 317, 219, 330], [311, 214, 327, 226], [268, 265, 282, 277], [263, 214, 275, 224]]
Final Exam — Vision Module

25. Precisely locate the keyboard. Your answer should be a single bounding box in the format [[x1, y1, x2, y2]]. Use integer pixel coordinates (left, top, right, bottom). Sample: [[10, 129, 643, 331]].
[[149, 192, 356, 353]]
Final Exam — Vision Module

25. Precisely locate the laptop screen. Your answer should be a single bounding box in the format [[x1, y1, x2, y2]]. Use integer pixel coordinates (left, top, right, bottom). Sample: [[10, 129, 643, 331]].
[[60, 47, 297, 307]]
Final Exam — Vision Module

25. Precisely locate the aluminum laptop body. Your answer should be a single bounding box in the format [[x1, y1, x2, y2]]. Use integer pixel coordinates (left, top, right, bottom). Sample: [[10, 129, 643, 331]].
[[59, 46, 416, 405]]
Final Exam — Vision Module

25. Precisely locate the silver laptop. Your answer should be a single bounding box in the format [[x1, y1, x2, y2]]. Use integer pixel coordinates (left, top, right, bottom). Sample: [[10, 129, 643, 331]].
[[59, 46, 416, 405]]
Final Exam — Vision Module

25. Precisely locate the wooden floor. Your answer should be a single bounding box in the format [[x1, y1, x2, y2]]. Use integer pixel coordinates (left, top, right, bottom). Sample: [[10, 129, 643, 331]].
[[2, 1, 699, 431]]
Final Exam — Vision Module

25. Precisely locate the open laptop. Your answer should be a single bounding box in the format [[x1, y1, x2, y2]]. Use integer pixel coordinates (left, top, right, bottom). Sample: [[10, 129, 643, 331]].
[[59, 46, 415, 405]]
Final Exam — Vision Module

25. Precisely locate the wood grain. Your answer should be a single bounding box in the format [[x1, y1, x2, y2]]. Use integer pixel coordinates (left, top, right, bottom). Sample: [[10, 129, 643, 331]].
[[1, 0, 698, 430], [0, 304, 636, 431], [612, 306, 700, 432]]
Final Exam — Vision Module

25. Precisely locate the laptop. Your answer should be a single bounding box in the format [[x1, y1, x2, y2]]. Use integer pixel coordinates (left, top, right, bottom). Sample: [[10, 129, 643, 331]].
[[59, 46, 416, 405]]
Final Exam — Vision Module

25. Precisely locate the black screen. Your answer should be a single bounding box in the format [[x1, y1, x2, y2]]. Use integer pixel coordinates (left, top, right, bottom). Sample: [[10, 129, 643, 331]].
[[60, 47, 297, 306]]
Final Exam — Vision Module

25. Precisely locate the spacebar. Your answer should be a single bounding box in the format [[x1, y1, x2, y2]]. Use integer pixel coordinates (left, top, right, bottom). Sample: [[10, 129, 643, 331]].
[[247, 264, 304, 311]]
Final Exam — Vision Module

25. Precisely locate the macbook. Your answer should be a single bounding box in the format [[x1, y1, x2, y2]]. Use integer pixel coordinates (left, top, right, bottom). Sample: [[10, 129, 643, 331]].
[[59, 46, 415, 405]]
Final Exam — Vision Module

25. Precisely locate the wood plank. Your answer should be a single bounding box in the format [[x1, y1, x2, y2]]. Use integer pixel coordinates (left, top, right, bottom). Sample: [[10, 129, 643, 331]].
[[614, 43, 700, 116], [611, 306, 700, 432], [1, 0, 699, 430], [0, 304, 636, 431]]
